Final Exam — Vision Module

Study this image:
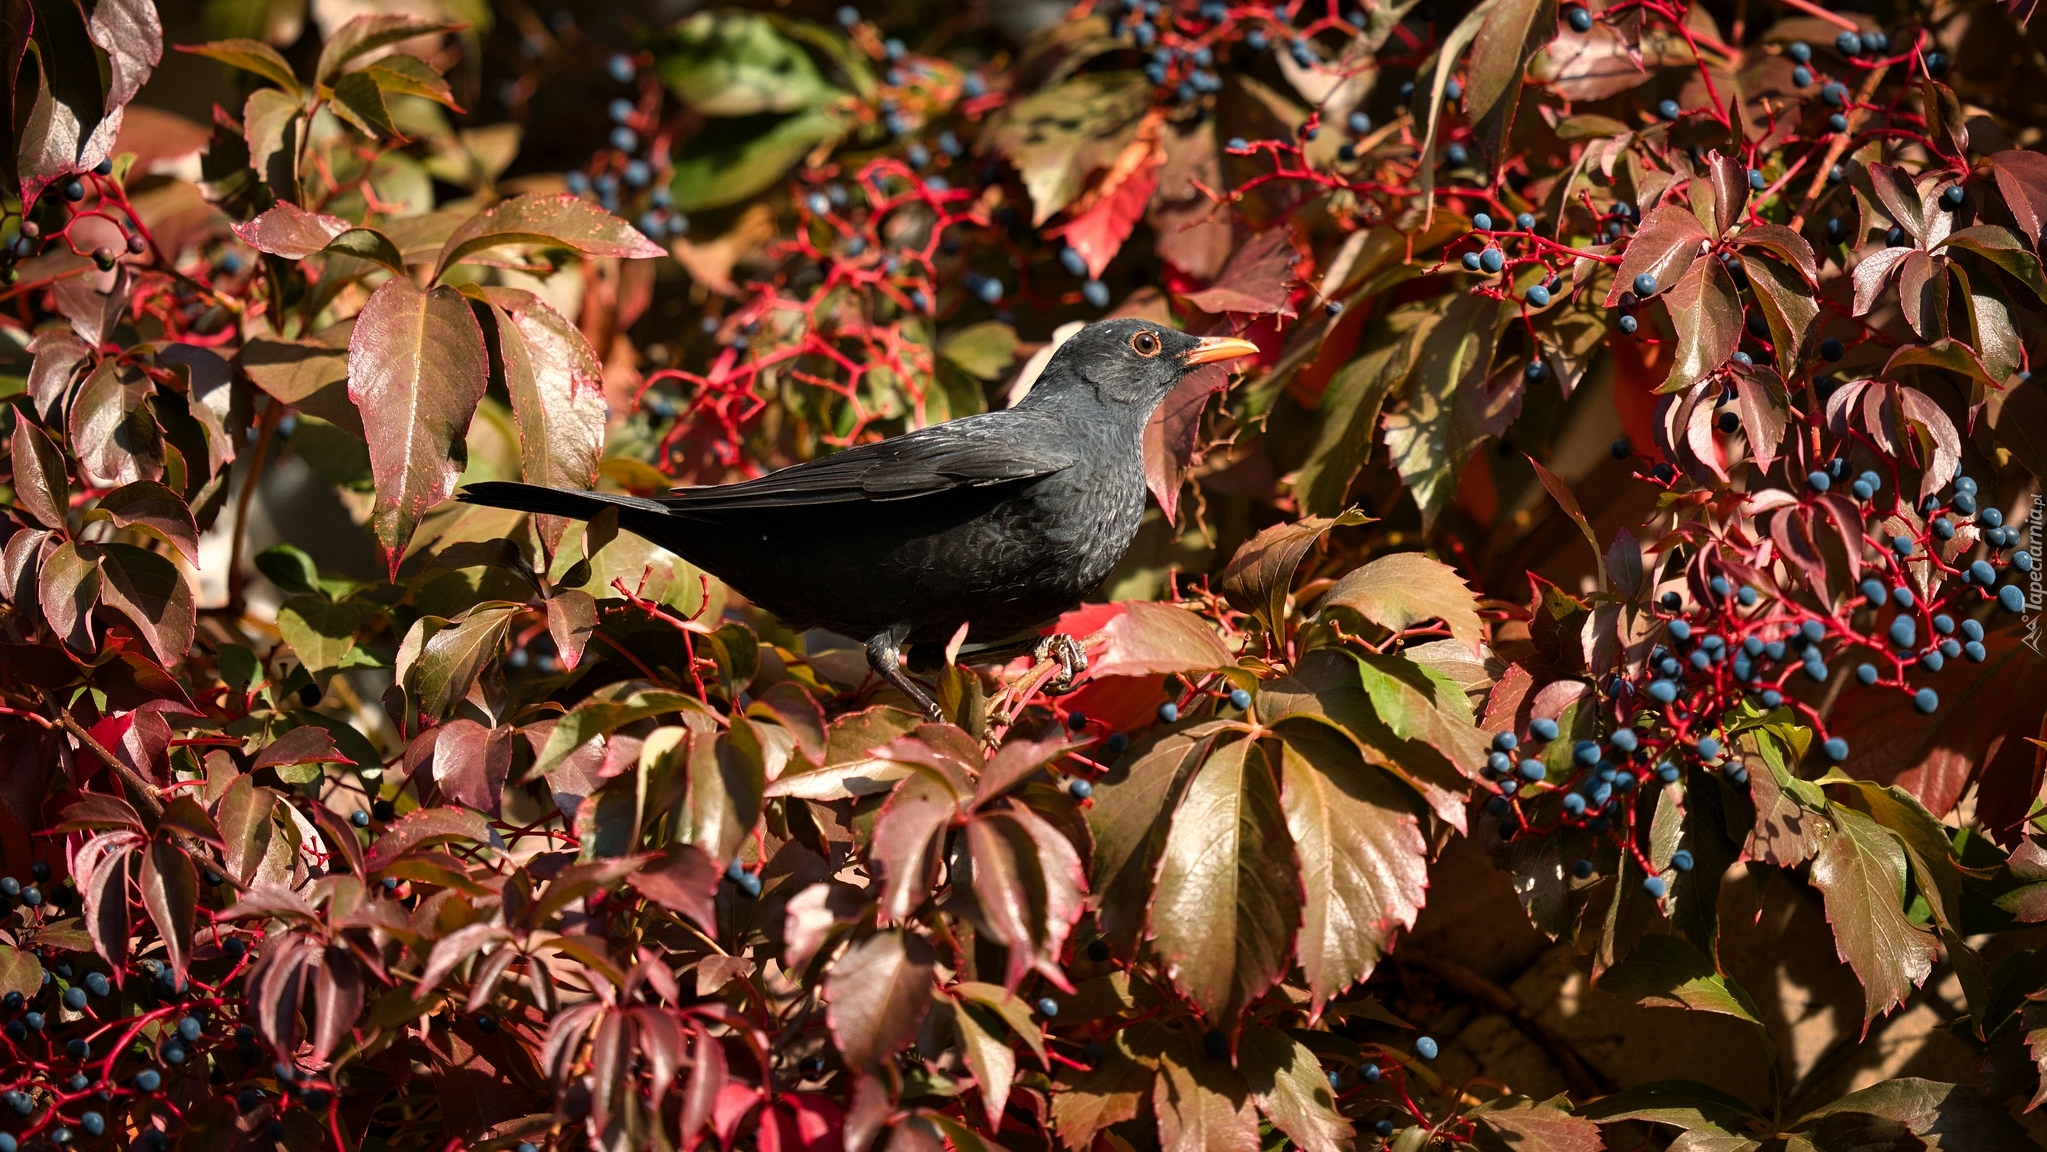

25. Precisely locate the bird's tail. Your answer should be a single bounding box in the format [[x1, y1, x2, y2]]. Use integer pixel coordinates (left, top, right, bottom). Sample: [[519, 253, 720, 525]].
[[456, 481, 672, 521]]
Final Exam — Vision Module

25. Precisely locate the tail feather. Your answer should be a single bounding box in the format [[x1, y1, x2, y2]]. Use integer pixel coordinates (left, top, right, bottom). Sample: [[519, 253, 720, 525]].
[[456, 481, 671, 522]]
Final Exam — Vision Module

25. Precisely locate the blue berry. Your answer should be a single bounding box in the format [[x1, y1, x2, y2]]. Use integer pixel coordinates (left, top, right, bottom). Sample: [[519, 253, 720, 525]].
[[1738, 586, 1759, 606], [1480, 247, 1505, 274], [1445, 143, 1469, 166], [1472, 212, 1493, 231], [2000, 585, 2027, 612], [1520, 761, 1546, 782], [1229, 688, 1252, 710], [1807, 471, 1830, 492], [1572, 858, 1595, 878], [134, 1068, 162, 1093], [1658, 98, 1681, 120], [1657, 762, 1680, 783], [1462, 252, 1483, 271], [2016, 551, 2035, 573], [179, 1016, 202, 1042], [1922, 650, 1945, 673], [1671, 849, 1695, 871], [1835, 30, 1862, 55], [1965, 641, 1987, 662], [1748, 169, 1766, 191], [1104, 732, 1128, 755], [1890, 617, 1917, 649], [1516, 212, 1537, 230], [1914, 688, 1939, 713], [1610, 728, 1639, 753], [1349, 111, 1372, 134], [1761, 690, 1784, 707], [1531, 718, 1559, 741], [1823, 737, 1850, 761], [1789, 40, 1812, 63], [62, 986, 85, 1010], [1893, 536, 1916, 556], [1618, 315, 1638, 335], [1633, 272, 1658, 296], [1792, 65, 1812, 87], [1562, 793, 1587, 816], [1036, 997, 1059, 1016], [1696, 737, 1721, 759], [1068, 779, 1092, 799], [1668, 620, 1692, 642], [1565, 5, 1592, 32], [1574, 740, 1601, 767], [1415, 1036, 1439, 1059], [1648, 680, 1678, 703], [1525, 284, 1551, 307], [1158, 701, 1179, 723], [1855, 663, 1878, 685], [1971, 559, 1999, 585], [1493, 732, 1519, 752], [1644, 876, 1667, 898], [1942, 184, 1965, 210]]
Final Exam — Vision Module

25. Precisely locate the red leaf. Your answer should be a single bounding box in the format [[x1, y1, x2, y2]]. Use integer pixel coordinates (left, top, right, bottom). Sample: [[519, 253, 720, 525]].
[[1990, 149, 2047, 242], [1091, 600, 1235, 678], [825, 929, 935, 1068], [231, 202, 353, 259], [1143, 363, 1228, 523], [140, 837, 197, 985], [625, 845, 721, 929], [1047, 136, 1162, 281], [251, 726, 354, 772], [364, 805, 495, 872], [308, 947, 364, 1064], [1604, 201, 1708, 307], [1182, 229, 1299, 316]]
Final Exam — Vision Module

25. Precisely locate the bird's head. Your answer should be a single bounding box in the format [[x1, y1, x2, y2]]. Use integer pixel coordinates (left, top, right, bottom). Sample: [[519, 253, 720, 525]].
[[1019, 318, 1259, 415]]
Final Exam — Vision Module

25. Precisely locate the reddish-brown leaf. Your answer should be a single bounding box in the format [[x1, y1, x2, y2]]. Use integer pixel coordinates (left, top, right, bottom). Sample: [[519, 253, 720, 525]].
[[88, 481, 198, 566], [436, 192, 666, 276], [364, 806, 494, 872], [232, 202, 352, 259], [1182, 229, 1298, 316], [432, 719, 514, 816], [1605, 201, 1707, 307], [82, 840, 134, 974], [1705, 151, 1749, 237], [94, 542, 195, 667], [140, 837, 197, 984], [1989, 149, 2047, 242], [1658, 256, 1742, 394], [346, 278, 490, 575], [825, 929, 935, 1068], [10, 417, 70, 530], [484, 289, 607, 552], [68, 360, 162, 489], [546, 590, 597, 672], [1091, 600, 1236, 678], [1220, 511, 1370, 636], [626, 845, 721, 929], [309, 947, 364, 1064], [251, 726, 352, 773]]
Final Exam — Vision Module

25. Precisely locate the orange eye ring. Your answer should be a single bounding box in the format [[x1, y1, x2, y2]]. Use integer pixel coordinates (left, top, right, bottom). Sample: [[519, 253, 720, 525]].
[[1130, 330, 1162, 357]]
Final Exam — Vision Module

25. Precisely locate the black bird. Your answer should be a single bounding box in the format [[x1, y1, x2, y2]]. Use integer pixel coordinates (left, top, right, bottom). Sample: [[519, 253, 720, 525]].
[[458, 319, 1257, 715]]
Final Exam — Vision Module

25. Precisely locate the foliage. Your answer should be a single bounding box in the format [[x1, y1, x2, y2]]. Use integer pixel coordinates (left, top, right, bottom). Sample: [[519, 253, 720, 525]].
[[0, 0, 2046, 1150]]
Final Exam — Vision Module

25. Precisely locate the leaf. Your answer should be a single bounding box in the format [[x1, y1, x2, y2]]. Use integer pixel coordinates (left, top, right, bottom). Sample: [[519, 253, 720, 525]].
[[1152, 737, 1302, 1028], [1154, 1029, 1260, 1152], [1854, 247, 1913, 317], [484, 289, 606, 551], [938, 322, 1020, 381], [1087, 722, 1228, 959], [89, 481, 198, 565], [39, 540, 100, 651], [346, 278, 490, 574], [1705, 152, 1749, 238], [314, 13, 457, 85], [0, 947, 44, 1004], [1731, 224, 1818, 284], [953, 999, 1017, 1129], [1221, 511, 1371, 636], [1239, 1026, 1352, 1152], [68, 360, 161, 488], [1988, 149, 2047, 243], [825, 929, 934, 1068], [140, 838, 196, 985], [967, 808, 1084, 989], [1606, 202, 1708, 307], [627, 845, 720, 929], [1738, 251, 1819, 369], [532, 690, 708, 776], [82, 841, 133, 973], [1090, 600, 1235, 677], [1465, 0, 1555, 167], [276, 595, 365, 675], [364, 806, 494, 872], [244, 88, 301, 196], [666, 105, 843, 213], [1410, 0, 1492, 230], [1183, 229, 1299, 317], [1794, 1079, 2034, 1151], [1318, 551, 1483, 656], [546, 590, 597, 672], [1051, 1025, 1160, 1151], [27, 327, 93, 422], [177, 38, 300, 94], [9, 414, 70, 530], [408, 606, 517, 720], [654, 11, 840, 116], [1940, 225, 2047, 303], [1658, 257, 1742, 394], [1353, 652, 1489, 776], [330, 70, 399, 138], [984, 71, 1152, 224], [435, 193, 666, 277], [1597, 934, 1763, 1024], [1383, 292, 1512, 528], [1809, 807, 1940, 1025], [1047, 130, 1161, 281], [95, 542, 195, 667], [1278, 726, 1428, 1010], [363, 54, 458, 110], [1730, 371, 1788, 477], [681, 721, 767, 864], [232, 202, 352, 259], [251, 726, 352, 773], [1294, 333, 1410, 516], [1477, 1105, 1608, 1152], [431, 720, 514, 816]]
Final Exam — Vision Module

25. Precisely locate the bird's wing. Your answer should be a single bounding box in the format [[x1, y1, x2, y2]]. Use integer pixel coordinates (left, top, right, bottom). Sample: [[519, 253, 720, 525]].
[[660, 414, 1076, 511]]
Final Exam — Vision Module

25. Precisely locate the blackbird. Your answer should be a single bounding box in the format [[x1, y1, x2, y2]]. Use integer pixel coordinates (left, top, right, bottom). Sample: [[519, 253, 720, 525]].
[[458, 318, 1257, 715]]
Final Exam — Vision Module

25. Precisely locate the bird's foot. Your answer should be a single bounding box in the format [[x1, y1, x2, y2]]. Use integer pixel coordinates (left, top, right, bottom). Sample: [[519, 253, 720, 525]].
[[1032, 634, 1089, 694]]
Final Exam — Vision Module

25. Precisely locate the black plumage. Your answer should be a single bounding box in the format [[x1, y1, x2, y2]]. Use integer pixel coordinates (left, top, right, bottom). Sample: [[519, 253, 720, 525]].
[[458, 318, 1256, 714]]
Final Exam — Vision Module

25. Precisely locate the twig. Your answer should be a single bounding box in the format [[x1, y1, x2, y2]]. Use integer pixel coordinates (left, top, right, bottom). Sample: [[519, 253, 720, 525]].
[[44, 694, 164, 819]]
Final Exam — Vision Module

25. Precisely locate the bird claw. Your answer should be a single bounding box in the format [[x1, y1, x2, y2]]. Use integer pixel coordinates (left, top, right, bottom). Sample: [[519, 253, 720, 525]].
[[1033, 634, 1088, 694]]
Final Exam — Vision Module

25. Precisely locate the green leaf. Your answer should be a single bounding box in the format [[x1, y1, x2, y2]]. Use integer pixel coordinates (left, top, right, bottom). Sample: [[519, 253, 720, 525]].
[[1239, 1026, 1354, 1152], [177, 38, 301, 95], [1318, 550, 1483, 656], [680, 718, 767, 864], [406, 605, 517, 719], [243, 87, 302, 197], [314, 13, 458, 85], [331, 69, 404, 138], [1383, 291, 1510, 529], [534, 690, 709, 777], [435, 192, 666, 277], [1353, 652, 1488, 776], [1277, 724, 1427, 1010], [363, 53, 458, 110], [1293, 326, 1413, 516], [95, 542, 195, 666], [655, 11, 840, 115], [276, 595, 365, 676], [1260, 651, 1471, 830], [1809, 807, 1941, 1023], [1151, 737, 1301, 1027], [1576, 1080, 1766, 1132], [1659, 256, 1743, 394], [1597, 934, 1764, 1025], [938, 322, 1020, 381], [346, 278, 490, 575], [666, 106, 843, 214]]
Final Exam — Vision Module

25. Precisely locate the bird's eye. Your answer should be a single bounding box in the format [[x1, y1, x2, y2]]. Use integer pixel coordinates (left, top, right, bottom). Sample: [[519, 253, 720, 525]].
[[1130, 331, 1162, 358]]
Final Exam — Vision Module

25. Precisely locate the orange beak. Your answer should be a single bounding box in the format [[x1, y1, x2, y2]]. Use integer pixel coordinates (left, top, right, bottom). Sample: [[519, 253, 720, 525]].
[[1182, 335, 1261, 366]]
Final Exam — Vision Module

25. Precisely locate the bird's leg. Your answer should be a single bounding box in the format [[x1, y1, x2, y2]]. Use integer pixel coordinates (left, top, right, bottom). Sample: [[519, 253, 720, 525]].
[[1032, 633, 1088, 693], [866, 624, 943, 721]]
